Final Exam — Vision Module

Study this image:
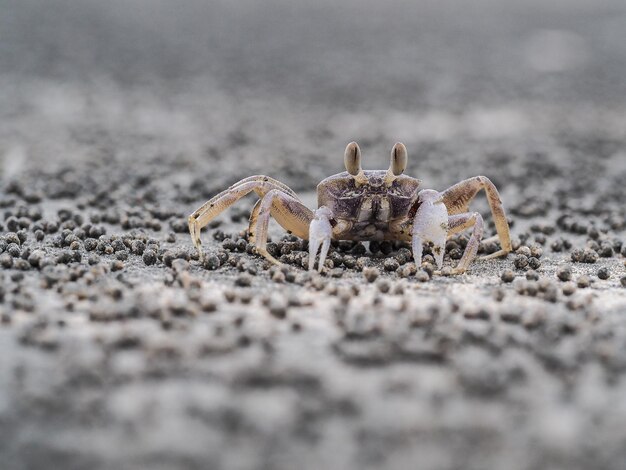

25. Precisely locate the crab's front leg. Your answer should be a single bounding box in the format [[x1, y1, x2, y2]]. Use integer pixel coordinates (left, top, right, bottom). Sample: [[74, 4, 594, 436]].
[[412, 190, 448, 270], [308, 207, 333, 272], [447, 212, 484, 274]]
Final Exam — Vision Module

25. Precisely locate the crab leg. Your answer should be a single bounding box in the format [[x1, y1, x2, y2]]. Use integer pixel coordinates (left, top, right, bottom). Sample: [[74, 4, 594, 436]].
[[252, 189, 314, 266], [248, 200, 263, 245], [448, 212, 484, 274], [308, 207, 333, 272], [188, 176, 302, 260], [412, 190, 448, 270], [440, 176, 512, 258]]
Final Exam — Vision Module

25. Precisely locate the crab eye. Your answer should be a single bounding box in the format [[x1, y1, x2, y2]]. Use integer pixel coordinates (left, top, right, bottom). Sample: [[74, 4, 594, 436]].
[[344, 141, 362, 176], [390, 142, 407, 176]]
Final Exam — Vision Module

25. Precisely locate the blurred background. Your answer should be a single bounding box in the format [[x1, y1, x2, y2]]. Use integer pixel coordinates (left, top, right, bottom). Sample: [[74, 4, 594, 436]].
[[2, 0, 626, 194]]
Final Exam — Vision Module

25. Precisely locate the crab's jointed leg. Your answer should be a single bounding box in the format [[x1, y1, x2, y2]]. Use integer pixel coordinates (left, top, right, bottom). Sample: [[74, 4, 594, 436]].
[[188, 175, 302, 260], [251, 189, 314, 266], [448, 212, 484, 274], [247, 199, 263, 245], [412, 190, 448, 270], [440, 176, 512, 259], [308, 207, 333, 272]]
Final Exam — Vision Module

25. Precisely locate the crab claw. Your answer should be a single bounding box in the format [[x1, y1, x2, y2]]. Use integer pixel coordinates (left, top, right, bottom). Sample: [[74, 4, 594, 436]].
[[412, 190, 448, 270], [308, 206, 333, 272]]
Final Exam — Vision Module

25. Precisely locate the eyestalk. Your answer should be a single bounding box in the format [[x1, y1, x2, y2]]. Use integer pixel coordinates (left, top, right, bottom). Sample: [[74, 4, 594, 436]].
[[344, 141, 362, 176], [389, 142, 407, 176]]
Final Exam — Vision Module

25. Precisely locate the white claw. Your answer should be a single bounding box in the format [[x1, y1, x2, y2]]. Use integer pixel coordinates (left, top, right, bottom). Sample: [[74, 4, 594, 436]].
[[412, 190, 448, 270], [317, 238, 331, 273], [412, 236, 423, 269], [432, 236, 446, 269], [308, 238, 320, 271], [309, 207, 333, 272]]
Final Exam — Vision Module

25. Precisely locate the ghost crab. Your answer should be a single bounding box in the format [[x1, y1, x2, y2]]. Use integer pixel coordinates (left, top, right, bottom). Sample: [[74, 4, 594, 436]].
[[189, 142, 512, 274]]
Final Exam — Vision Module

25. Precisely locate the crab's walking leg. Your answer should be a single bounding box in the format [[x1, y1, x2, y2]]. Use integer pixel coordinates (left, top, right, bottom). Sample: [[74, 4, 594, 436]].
[[440, 176, 512, 258], [308, 207, 333, 272], [448, 212, 484, 274], [248, 200, 263, 245], [188, 176, 301, 260], [252, 189, 314, 266], [412, 190, 448, 270]]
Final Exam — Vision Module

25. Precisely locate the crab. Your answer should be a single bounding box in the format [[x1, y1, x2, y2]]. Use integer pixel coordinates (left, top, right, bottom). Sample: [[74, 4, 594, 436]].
[[188, 142, 512, 274]]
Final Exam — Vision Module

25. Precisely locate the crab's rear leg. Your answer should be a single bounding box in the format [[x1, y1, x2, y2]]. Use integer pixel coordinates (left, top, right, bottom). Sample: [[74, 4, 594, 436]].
[[440, 176, 512, 258], [251, 189, 315, 266], [247, 199, 263, 246], [188, 176, 301, 260], [448, 212, 484, 274]]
